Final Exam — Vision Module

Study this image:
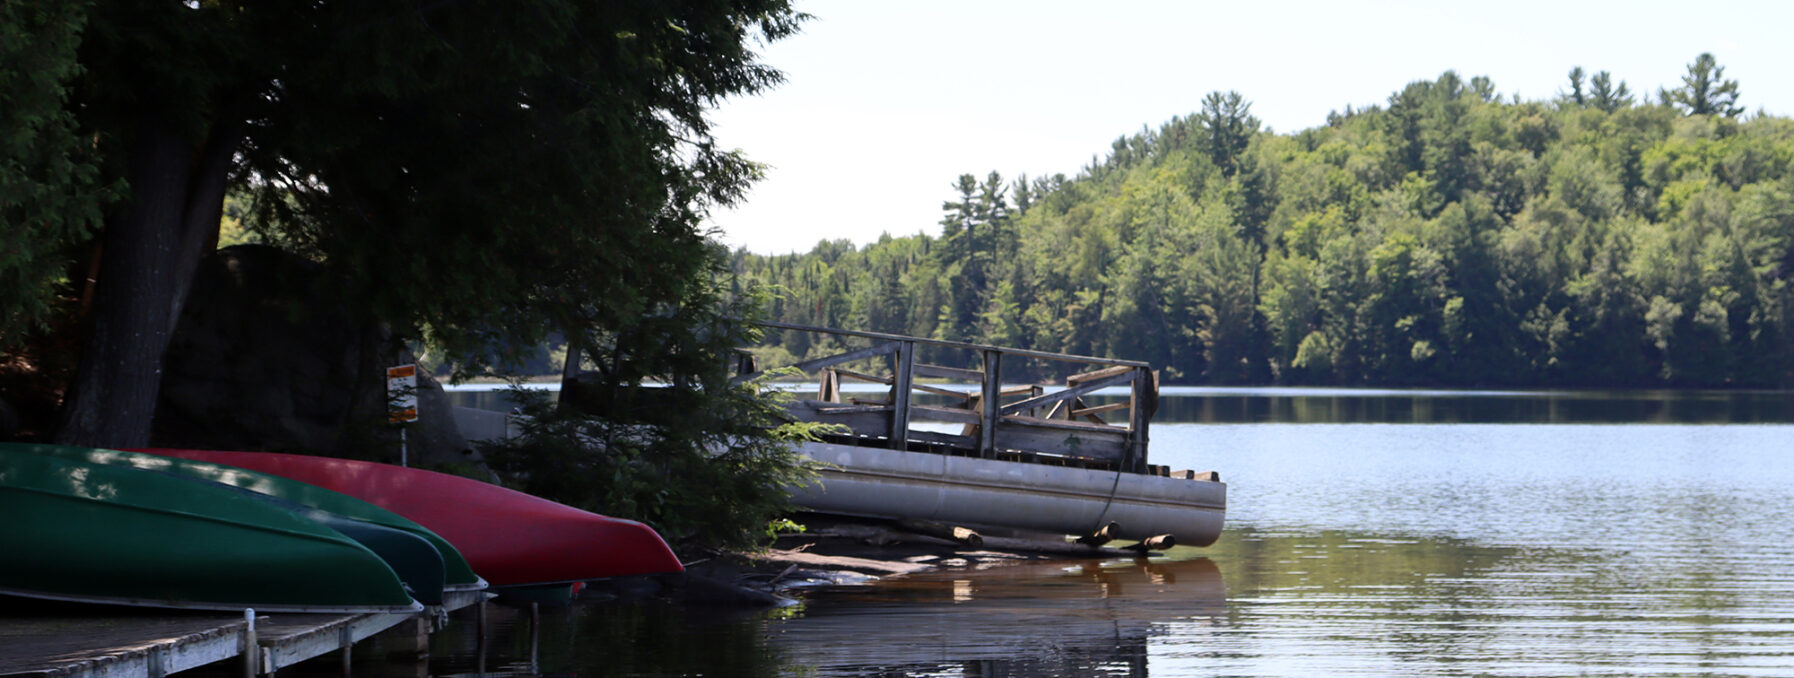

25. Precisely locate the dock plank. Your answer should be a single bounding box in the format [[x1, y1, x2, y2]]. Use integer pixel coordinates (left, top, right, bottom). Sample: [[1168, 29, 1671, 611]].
[[0, 612, 248, 678], [0, 591, 486, 678]]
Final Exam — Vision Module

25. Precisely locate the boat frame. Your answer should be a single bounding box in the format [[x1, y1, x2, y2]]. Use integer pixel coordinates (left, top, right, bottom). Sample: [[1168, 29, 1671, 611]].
[[736, 323, 1225, 545], [740, 322, 1162, 472]]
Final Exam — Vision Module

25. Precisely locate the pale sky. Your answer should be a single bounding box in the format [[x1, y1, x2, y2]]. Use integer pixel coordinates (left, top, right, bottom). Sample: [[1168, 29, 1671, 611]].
[[704, 1, 1793, 254]]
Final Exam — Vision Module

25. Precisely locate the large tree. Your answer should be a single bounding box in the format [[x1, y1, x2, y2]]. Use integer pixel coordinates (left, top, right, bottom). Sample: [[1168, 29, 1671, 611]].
[[25, 1, 802, 446]]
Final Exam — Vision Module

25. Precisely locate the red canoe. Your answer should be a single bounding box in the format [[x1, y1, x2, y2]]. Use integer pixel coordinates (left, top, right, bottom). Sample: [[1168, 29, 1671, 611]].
[[136, 449, 683, 586]]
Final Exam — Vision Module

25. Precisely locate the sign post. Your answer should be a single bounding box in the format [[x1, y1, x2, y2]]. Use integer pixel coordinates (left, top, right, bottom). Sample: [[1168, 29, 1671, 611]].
[[387, 364, 419, 466]]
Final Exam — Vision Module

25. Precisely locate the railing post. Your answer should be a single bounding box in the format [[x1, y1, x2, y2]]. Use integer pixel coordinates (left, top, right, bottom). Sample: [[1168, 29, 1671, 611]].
[[1126, 367, 1151, 473], [889, 341, 914, 449], [979, 349, 1002, 458]]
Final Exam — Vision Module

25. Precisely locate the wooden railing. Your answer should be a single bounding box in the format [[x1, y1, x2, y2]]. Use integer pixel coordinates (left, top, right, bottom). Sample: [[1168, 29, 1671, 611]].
[[735, 322, 1158, 473]]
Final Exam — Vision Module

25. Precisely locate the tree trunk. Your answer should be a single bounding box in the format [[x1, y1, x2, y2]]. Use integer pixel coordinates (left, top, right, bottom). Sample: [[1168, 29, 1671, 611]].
[[54, 118, 238, 447]]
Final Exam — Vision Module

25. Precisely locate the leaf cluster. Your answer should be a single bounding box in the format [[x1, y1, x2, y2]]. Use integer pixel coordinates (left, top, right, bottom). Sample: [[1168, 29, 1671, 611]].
[[479, 270, 820, 552]]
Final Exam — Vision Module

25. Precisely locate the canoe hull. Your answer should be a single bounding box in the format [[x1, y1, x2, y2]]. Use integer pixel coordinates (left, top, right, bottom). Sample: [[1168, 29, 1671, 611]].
[[144, 449, 684, 586], [791, 442, 1226, 546], [93, 446, 486, 592], [0, 445, 421, 613]]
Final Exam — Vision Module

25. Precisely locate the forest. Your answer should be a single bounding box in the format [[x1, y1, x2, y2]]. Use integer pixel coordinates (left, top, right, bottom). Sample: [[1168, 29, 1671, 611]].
[[732, 55, 1794, 388]]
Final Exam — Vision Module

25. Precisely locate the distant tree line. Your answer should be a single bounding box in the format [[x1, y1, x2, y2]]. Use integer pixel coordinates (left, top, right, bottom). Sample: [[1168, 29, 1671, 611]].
[[732, 54, 1794, 388]]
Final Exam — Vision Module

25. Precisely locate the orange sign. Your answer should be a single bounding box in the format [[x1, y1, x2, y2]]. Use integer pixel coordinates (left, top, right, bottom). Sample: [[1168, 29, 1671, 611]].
[[387, 364, 419, 423]]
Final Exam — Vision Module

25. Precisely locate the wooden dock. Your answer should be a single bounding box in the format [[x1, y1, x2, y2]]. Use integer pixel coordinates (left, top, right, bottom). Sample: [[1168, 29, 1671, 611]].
[[0, 590, 487, 678]]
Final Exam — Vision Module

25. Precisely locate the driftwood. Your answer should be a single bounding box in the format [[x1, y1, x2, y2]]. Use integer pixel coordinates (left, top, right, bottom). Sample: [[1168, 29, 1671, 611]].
[[896, 519, 983, 546], [814, 522, 1162, 559]]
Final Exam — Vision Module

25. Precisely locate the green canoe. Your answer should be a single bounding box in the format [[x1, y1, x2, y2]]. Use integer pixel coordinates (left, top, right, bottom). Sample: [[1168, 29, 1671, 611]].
[[189, 470, 449, 605], [0, 446, 421, 613], [14, 445, 485, 600]]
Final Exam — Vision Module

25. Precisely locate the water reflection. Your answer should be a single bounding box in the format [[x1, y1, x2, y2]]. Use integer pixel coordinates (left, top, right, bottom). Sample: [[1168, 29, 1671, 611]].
[[766, 557, 1224, 676], [416, 515, 1794, 677]]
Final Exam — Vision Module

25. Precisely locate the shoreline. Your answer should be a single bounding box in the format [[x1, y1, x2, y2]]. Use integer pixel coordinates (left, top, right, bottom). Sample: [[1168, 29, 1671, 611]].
[[642, 516, 1168, 607]]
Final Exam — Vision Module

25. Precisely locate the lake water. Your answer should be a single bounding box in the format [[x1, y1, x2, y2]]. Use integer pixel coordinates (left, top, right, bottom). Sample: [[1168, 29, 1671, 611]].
[[432, 388, 1794, 677]]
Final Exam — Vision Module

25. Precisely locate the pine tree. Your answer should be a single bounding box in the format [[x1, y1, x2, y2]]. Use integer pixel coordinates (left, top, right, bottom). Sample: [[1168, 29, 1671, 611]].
[[1666, 53, 1743, 117]]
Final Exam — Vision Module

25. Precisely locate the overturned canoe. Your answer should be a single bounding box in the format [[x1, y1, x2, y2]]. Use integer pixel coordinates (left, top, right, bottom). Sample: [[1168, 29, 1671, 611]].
[[0, 444, 421, 613], [142, 449, 684, 586], [35, 445, 487, 599]]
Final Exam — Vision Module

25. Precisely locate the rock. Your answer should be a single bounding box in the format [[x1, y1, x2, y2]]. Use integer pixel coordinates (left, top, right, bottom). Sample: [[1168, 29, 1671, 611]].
[[153, 245, 474, 468]]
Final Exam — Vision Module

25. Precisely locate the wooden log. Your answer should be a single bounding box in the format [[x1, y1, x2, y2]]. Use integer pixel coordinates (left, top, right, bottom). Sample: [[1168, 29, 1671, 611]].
[[813, 523, 1156, 558], [979, 533, 1160, 558], [818, 369, 840, 403], [896, 519, 983, 546]]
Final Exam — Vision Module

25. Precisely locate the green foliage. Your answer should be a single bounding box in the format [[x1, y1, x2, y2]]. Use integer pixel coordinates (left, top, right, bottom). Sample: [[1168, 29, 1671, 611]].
[[481, 385, 821, 552], [734, 59, 1794, 388], [0, 1, 116, 347], [8, 0, 808, 447], [480, 272, 821, 552]]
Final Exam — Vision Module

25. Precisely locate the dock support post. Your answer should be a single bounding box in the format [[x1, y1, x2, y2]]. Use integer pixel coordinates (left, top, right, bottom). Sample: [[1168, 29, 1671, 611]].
[[528, 603, 541, 674], [979, 350, 1001, 458], [475, 599, 488, 674], [241, 609, 258, 678], [338, 624, 353, 678], [889, 341, 914, 449], [148, 647, 167, 678], [1126, 368, 1152, 473]]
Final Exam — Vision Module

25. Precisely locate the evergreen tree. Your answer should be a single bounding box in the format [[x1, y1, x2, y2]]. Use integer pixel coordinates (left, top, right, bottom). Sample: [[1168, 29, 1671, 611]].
[[1590, 71, 1634, 112], [1563, 67, 1588, 106], [1196, 91, 1260, 178], [1666, 52, 1743, 117]]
